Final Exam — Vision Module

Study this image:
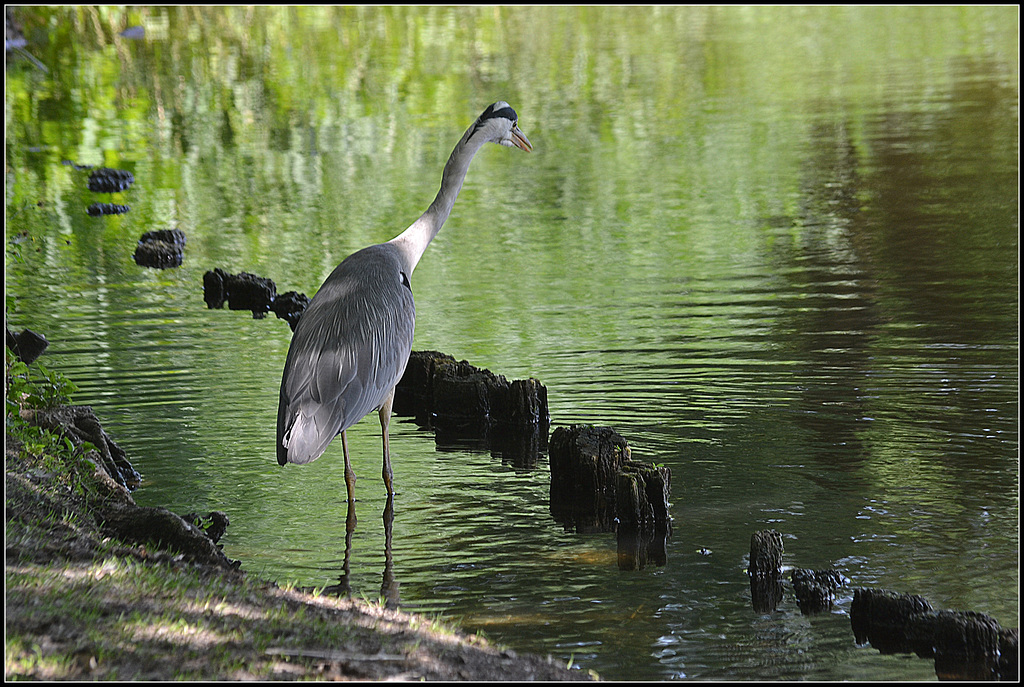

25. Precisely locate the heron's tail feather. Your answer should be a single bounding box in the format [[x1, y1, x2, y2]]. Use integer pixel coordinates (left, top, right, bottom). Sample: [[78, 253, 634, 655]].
[[277, 409, 335, 466]]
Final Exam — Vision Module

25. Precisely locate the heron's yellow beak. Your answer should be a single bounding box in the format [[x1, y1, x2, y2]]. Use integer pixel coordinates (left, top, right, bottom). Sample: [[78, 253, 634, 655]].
[[511, 125, 533, 152]]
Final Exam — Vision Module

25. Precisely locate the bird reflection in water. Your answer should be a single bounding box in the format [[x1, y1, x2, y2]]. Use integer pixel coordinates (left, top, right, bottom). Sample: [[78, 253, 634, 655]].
[[321, 497, 400, 610]]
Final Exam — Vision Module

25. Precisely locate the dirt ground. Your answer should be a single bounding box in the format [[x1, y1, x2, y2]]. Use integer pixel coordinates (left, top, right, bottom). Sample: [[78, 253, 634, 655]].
[[4, 423, 596, 681]]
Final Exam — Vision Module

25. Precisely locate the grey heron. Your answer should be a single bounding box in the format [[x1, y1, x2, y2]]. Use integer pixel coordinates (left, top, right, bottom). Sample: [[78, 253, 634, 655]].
[[276, 101, 532, 501]]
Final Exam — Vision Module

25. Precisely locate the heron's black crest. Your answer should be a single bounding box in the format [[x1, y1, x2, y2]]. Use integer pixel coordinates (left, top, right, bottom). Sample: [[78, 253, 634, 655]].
[[470, 102, 518, 138]]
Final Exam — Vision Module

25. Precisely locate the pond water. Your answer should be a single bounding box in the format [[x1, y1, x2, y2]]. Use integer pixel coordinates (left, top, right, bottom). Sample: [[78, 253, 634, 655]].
[[5, 6, 1018, 681]]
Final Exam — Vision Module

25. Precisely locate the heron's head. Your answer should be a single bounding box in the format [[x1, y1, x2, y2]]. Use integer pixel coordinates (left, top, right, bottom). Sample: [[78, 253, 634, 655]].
[[468, 101, 532, 152]]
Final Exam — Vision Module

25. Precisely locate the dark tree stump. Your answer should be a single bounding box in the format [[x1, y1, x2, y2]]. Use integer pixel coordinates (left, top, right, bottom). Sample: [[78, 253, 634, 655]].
[[997, 627, 1018, 682], [923, 610, 1003, 680], [750, 574, 786, 614], [133, 239, 183, 269], [202, 268, 309, 328], [224, 272, 276, 317], [548, 425, 630, 534], [202, 268, 230, 309], [433, 370, 493, 424], [508, 378, 549, 425], [269, 291, 310, 331], [393, 350, 454, 420], [852, 588, 1016, 680], [133, 229, 185, 269], [138, 228, 186, 248]]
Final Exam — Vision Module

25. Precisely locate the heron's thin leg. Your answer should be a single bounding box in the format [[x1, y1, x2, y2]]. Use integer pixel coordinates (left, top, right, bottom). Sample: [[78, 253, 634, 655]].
[[341, 429, 356, 502], [378, 388, 396, 496]]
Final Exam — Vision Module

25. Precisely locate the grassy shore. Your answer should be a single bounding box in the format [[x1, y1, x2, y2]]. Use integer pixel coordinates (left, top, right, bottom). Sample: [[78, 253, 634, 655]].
[[4, 354, 594, 681]]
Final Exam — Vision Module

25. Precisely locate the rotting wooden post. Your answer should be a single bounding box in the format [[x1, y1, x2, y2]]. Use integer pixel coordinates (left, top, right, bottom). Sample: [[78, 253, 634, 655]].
[[924, 610, 1004, 680], [850, 588, 934, 653], [748, 529, 784, 576], [748, 529, 785, 612], [548, 425, 630, 533], [508, 378, 548, 425], [393, 350, 455, 421], [615, 460, 672, 570], [791, 568, 849, 614], [393, 351, 550, 442], [548, 425, 672, 572], [850, 588, 1016, 680], [433, 370, 492, 426]]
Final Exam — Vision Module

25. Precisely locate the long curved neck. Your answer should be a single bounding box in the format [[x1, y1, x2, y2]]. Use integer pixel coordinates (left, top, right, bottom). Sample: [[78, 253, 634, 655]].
[[388, 125, 486, 275]]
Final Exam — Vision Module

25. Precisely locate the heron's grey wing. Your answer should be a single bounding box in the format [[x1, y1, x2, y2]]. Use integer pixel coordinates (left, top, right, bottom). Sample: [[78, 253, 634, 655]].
[[277, 245, 415, 465]]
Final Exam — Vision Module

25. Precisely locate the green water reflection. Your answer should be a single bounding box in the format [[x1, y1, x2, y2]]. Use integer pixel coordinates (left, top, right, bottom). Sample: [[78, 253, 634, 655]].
[[5, 5, 1018, 681]]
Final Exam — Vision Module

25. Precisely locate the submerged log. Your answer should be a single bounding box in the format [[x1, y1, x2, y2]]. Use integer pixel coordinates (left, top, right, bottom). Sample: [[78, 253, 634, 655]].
[[87, 202, 130, 217]]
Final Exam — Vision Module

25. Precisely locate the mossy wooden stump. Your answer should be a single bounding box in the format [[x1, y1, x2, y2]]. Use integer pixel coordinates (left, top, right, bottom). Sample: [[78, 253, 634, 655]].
[[548, 424, 672, 569]]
